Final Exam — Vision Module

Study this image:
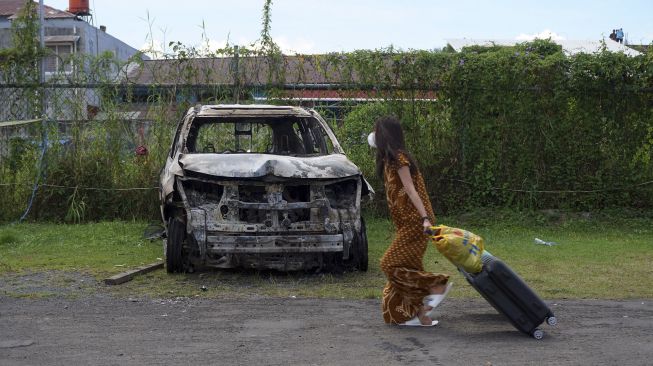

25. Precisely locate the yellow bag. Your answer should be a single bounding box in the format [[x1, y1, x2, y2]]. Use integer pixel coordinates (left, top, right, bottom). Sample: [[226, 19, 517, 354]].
[[428, 225, 484, 273]]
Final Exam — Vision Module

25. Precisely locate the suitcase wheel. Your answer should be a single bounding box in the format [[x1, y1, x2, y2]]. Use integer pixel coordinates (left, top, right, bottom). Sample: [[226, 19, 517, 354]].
[[532, 328, 544, 340], [546, 316, 557, 326]]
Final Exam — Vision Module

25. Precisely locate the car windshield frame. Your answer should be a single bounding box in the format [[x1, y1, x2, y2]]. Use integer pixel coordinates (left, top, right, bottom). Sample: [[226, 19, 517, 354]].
[[184, 115, 332, 157]]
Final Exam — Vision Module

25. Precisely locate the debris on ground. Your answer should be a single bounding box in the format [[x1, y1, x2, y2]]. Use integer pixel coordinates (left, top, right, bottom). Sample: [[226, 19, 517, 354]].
[[534, 238, 558, 246]]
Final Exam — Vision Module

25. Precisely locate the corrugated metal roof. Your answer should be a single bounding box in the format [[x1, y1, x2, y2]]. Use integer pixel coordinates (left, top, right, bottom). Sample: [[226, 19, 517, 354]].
[[1, 0, 75, 19], [124, 56, 355, 86], [446, 38, 641, 57], [123, 54, 419, 87]]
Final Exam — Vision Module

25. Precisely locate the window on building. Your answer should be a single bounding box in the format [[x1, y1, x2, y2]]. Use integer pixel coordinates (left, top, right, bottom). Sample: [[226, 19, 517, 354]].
[[44, 44, 73, 73]]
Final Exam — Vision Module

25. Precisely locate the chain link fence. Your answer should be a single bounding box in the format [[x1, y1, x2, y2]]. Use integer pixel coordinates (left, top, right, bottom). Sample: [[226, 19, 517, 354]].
[[2, 43, 653, 222], [0, 75, 376, 223]]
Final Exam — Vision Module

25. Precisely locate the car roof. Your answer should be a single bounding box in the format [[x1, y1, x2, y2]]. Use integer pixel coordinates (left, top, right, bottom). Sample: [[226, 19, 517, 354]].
[[195, 104, 313, 118]]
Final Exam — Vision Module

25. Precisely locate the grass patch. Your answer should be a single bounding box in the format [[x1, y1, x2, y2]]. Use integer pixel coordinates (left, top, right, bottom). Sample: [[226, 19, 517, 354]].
[[0, 229, 20, 245], [0, 222, 161, 275], [1, 209, 652, 300]]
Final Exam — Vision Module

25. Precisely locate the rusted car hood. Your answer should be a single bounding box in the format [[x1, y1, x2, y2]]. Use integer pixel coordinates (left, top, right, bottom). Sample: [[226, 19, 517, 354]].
[[178, 153, 362, 179]]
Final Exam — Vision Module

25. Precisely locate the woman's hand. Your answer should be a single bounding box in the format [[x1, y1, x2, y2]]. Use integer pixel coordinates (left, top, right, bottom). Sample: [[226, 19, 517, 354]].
[[423, 218, 433, 234]]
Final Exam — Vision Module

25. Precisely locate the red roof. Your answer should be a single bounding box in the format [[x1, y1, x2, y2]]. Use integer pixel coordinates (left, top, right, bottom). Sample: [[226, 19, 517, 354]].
[[278, 89, 438, 101], [0, 0, 75, 19]]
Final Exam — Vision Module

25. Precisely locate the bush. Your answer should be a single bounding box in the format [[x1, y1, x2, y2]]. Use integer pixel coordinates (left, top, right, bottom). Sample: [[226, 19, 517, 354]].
[[444, 41, 653, 210]]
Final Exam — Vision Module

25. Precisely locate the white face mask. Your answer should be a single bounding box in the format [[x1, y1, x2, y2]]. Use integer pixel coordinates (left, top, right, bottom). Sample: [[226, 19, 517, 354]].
[[367, 132, 376, 148]]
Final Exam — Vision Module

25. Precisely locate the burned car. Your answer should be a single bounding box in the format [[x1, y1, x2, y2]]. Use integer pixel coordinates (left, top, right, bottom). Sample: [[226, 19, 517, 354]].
[[160, 104, 373, 272]]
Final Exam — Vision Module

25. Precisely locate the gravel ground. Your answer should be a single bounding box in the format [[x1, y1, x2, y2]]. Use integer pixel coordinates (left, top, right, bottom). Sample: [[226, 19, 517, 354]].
[[1, 292, 652, 364]]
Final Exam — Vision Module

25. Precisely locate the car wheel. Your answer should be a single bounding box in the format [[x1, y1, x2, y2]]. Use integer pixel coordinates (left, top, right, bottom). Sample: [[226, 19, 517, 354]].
[[356, 218, 369, 271], [166, 217, 186, 273], [345, 218, 369, 272]]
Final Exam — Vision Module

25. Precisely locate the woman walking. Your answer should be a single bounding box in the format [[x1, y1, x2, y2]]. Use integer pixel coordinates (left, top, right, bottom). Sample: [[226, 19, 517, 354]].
[[369, 116, 451, 326]]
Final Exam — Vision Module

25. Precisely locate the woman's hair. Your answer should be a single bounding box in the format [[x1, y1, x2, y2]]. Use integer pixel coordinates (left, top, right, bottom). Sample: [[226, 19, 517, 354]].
[[374, 116, 418, 178]]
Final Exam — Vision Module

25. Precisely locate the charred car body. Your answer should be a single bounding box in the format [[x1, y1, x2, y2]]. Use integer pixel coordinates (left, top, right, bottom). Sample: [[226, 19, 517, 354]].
[[160, 105, 373, 272]]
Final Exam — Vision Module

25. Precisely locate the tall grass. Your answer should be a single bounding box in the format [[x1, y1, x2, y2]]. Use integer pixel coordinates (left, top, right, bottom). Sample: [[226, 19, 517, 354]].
[[0, 89, 183, 222]]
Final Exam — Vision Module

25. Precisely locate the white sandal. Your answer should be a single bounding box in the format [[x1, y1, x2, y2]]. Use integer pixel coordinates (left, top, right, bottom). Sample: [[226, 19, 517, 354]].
[[424, 282, 453, 318], [399, 316, 439, 327]]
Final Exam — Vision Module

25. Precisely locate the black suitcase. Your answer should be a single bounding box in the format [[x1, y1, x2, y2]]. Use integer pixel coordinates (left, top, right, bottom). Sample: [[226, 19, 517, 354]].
[[460, 252, 557, 339]]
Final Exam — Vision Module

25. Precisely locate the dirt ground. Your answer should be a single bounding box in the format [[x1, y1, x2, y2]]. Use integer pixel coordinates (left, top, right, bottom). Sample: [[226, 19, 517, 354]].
[[1, 275, 652, 366]]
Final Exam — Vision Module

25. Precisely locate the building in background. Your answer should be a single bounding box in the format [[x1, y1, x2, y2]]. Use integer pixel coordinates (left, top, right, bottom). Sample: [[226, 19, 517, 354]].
[[0, 0, 145, 115], [0, 0, 143, 74], [0, 0, 147, 156]]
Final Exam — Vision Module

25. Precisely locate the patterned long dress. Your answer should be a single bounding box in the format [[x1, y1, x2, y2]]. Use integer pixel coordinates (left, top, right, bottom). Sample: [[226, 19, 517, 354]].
[[380, 151, 449, 324]]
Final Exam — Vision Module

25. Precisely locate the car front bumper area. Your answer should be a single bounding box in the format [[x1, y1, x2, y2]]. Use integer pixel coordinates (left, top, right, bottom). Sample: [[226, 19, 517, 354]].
[[205, 233, 343, 254], [196, 233, 344, 271]]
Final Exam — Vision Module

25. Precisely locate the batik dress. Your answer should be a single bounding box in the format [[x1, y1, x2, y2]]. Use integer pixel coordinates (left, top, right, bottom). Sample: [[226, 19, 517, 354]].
[[380, 151, 449, 324]]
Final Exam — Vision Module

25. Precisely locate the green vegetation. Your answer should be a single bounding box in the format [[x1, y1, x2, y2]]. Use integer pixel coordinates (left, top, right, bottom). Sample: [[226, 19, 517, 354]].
[[1, 0, 649, 305], [1, 211, 651, 300], [0, 222, 160, 273], [2, 4, 652, 223]]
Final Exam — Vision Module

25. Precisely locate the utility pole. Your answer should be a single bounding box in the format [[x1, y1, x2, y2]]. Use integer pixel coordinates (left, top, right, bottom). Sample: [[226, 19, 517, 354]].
[[38, 0, 44, 85], [233, 45, 240, 104], [38, 0, 45, 121]]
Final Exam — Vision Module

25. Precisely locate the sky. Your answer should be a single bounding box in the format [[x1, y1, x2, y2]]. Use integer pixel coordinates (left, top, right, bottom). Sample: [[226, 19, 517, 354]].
[[45, 0, 653, 56]]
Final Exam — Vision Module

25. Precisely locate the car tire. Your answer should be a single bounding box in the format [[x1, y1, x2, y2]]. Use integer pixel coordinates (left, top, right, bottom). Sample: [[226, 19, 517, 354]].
[[356, 218, 369, 272], [166, 217, 186, 273], [345, 218, 369, 272]]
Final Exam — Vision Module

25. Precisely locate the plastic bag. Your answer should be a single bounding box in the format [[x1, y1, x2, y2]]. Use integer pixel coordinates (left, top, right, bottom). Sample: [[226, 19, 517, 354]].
[[428, 225, 484, 273]]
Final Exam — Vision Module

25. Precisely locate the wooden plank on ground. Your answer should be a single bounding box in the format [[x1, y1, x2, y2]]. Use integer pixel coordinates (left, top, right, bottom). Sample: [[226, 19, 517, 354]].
[[104, 261, 164, 285]]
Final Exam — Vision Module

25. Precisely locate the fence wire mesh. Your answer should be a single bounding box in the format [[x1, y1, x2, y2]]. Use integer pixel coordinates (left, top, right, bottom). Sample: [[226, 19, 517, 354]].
[[1, 45, 652, 222]]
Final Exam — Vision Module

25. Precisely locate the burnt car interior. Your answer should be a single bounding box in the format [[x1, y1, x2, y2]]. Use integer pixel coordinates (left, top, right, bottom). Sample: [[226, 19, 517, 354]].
[[186, 116, 330, 156]]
